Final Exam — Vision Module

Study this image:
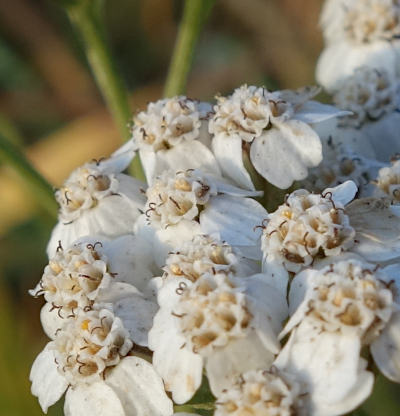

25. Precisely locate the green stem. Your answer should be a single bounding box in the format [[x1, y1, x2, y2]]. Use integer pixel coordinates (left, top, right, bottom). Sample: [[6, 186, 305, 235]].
[[65, 0, 144, 180], [174, 402, 215, 413], [0, 132, 58, 218], [164, 0, 215, 97]]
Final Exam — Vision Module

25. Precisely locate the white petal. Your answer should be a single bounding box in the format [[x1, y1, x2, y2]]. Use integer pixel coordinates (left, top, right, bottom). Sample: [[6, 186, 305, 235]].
[[200, 195, 267, 246], [102, 234, 160, 293], [155, 220, 202, 266], [245, 273, 288, 333], [315, 369, 373, 416], [30, 343, 68, 413], [347, 198, 400, 262], [105, 357, 173, 416], [381, 264, 400, 303], [156, 140, 221, 177], [326, 125, 377, 160], [47, 192, 144, 257], [101, 140, 136, 174], [316, 41, 398, 92], [212, 133, 255, 190], [363, 113, 400, 162], [294, 101, 351, 124], [40, 302, 65, 340], [98, 282, 141, 303], [148, 298, 203, 404], [323, 180, 358, 206], [113, 294, 158, 347], [139, 148, 157, 185], [64, 383, 125, 416], [250, 121, 322, 189], [206, 331, 276, 397], [371, 311, 400, 383], [276, 324, 369, 412], [211, 175, 263, 198], [262, 255, 290, 297], [287, 268, 318, 316]]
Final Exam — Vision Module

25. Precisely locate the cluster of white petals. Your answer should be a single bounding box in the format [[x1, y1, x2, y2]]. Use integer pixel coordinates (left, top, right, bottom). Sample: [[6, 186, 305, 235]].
[[31, 242, 112, 320], [132, 97, 209, 151], [163, 234, 254, 283], [261, 187, 355, 272], [342, 0, 400, 43], [29, 9, 400, 411], [333, 66, 399, 127], [285, 261, 394, 342], [56, 164, 119, 222], [209, 84, 343, 189], [376, 159, 400, 200], [317, 0, 400, 90], [145, 169, 216, 227], [215, 368, 303, 416], [149, 271, 286, 403], [52, 308, 132, 384], [174, 274, 252, 354], [302, 143, 377, 195]]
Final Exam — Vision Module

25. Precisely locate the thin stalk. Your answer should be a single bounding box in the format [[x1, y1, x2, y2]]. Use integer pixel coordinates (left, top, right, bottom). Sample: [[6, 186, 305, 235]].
[[164, 0, 215, 97], [174, 402, 215, 413], [0, 133, 58, 218], [65, 0, 144, 180]]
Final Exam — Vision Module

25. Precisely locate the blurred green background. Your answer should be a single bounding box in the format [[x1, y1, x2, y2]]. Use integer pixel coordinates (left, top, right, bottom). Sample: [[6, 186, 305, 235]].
[[0, 0, 399, 415]]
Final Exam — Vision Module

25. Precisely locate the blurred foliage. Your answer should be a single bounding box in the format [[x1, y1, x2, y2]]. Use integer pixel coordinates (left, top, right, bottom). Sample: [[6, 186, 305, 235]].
[[0, 0, 399, 414]]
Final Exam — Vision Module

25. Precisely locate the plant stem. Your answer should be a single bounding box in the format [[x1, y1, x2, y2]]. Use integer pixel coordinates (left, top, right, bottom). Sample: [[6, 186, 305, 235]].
[[0, 133, 58, 218], [65, 0, 144, 180], [164, 0, 215, 97]]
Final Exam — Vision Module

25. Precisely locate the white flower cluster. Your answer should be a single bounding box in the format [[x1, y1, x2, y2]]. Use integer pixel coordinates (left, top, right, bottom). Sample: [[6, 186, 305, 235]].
[[30, 8, 400, 412]]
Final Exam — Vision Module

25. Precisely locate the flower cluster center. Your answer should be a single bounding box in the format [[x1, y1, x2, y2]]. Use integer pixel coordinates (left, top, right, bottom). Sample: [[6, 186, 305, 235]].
[[145, 170, 216, 227], [262, 190, 355, 272], [174, 275, 251, 355], [53, 309, 132, 384]]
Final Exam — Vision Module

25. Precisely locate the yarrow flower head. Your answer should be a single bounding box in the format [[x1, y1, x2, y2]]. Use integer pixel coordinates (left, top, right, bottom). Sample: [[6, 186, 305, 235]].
[[31, 242, 113, 319], [56, 164, 119, 223], [132, 96, 210, 151], [261, 184, 357, 273], [214, 368, 303, 416], [174, 274, 252, 355], [333, 66, 399, 128], [145, 169, 217, 228], [131, 96, 218, 184], [163, 234, 256, 283], [47, 147, 146, 257], [317, 0, 400, 90], [375, 159, 400, 201], [210, 84, 343, 189], [30, 307, 173, 415], [342, 0, 400, 44], [285, 260, 394, 343], [301, 142, 379, 196], [149, 272, 285, 403], [52, 308, 132, 384]]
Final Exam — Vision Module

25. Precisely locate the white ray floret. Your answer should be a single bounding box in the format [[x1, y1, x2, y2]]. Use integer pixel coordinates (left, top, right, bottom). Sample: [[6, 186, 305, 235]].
[[209, 84, 345, 189], [375, 160, 400, 201], [276, 259, 397, 415], [214, 367, 303, 416], [138, 168, 266, 264], [47, 146, 146, 257], [31, 236, 160, 344], [162, 234, 259, 284], [317, 0, 400, 90], [149, 272, 287, 403], [261, 181, 358, 294], [132, 96, 219, 184], [30, 308, 173, 415]]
